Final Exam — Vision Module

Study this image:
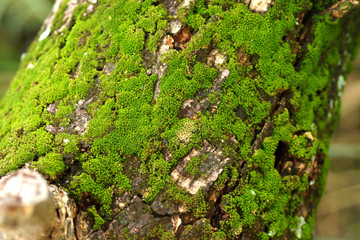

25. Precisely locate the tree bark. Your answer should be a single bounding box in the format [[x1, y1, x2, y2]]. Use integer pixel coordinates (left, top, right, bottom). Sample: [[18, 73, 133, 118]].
[[0, 0, 359, 239]]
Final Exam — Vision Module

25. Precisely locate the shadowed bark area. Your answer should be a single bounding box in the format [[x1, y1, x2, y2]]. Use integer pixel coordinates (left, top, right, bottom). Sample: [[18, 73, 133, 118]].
[[0, 0, 359, 239]]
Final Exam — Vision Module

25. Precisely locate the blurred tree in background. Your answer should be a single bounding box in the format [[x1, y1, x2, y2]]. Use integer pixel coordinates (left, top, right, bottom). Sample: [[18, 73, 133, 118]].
[[0, 0, 54, 98]]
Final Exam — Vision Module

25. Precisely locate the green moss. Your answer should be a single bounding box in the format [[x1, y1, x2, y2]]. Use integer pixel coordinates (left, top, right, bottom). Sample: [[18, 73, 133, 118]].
[[136, 5, 167, 33], [55, 99, 74, 120], [142, 154, 173, 203], [146, 225, 176, 240], [282, 175, 301, 191], [211, 230, 227, 240], [34, 152, 66, 179], [88, 205, 106, 231], [185, 156, 201, 176], [86, 98, 117, 139], [51, 0, 71, 32], [258, 232, 270, 240], [30, 128, 54, 156], [288, 134, 319, 159], [70, 153, 132, 214], [192, 191, 210, 218], [162, 118, 201, 161], [52, 133, 81, 155]]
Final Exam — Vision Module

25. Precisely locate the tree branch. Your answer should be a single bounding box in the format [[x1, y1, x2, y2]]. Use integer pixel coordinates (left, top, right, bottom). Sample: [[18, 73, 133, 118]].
[[0, 169, 75, 240]]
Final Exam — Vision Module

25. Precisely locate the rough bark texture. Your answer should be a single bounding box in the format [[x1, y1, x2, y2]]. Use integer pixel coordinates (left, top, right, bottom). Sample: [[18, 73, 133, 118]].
[[0, 0, 359, 239]]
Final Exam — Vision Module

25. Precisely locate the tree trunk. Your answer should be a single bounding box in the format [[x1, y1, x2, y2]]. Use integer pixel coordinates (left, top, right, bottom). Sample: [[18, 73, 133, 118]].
[[0, 0, 359, 239]]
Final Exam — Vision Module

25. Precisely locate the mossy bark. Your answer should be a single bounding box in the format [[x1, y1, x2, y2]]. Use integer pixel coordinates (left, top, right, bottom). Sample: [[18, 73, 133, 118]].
[[0, 0, 360, 239]]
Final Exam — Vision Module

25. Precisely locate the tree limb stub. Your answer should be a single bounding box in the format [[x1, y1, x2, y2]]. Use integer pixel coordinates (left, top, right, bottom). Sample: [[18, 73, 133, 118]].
[[0, 169, 75, 240]]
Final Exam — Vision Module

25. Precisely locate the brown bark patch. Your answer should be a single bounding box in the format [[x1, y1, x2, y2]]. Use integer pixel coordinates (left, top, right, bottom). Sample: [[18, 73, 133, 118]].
[[173, 27, 192, 50]]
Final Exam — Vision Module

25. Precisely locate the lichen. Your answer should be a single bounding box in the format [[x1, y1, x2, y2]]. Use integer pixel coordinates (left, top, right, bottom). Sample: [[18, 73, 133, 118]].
[[0, 0, 359, 238]]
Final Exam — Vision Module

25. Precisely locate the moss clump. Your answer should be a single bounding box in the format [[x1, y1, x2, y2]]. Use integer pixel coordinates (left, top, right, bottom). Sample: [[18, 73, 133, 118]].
[[162, 118, 201, 161], [70, 153, 132, 214], [34, 152, 66, 179], [88, 205, 106, 231], [185, 156, 201, 176], [54, 133, 80, 154]]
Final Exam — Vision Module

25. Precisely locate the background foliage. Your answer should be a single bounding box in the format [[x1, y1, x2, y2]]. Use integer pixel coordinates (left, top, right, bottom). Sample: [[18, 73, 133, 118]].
[[0, 0, 359, 239], [0, 0, 54, 97], [315, 53, 360, 239]]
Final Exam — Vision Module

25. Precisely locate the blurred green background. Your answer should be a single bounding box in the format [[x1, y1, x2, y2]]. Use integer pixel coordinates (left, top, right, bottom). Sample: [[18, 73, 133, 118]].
[[315, 53, 360, 240], [0, 0, 54, 97], [0, 1, 359, 239]]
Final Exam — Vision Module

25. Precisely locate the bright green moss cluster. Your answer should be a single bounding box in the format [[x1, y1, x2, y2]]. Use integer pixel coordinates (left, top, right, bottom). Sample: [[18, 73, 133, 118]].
[[0, 0, 359, 238], [35, 152, 66, 179], [88, 205, 107, 231]]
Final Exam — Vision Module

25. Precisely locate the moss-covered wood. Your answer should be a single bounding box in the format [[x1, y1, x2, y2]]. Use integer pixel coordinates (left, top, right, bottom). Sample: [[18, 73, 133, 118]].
[[0, 0, 359, 239]]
